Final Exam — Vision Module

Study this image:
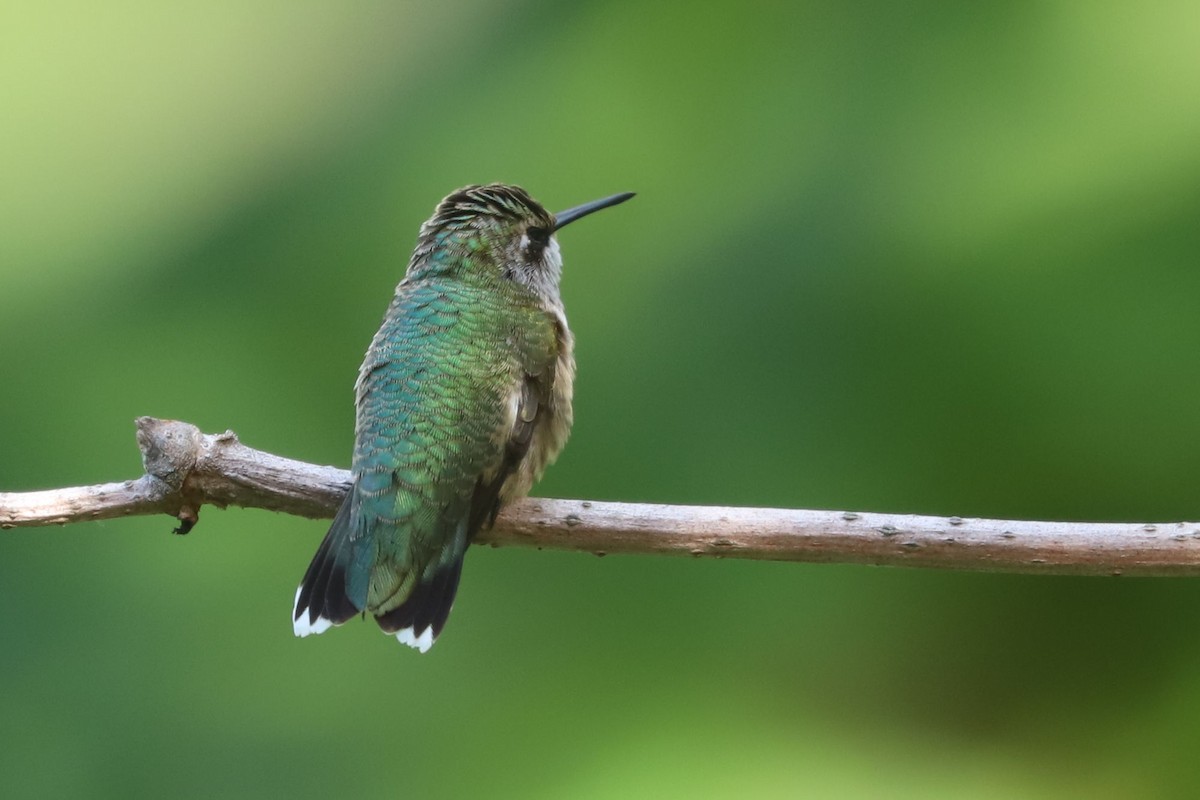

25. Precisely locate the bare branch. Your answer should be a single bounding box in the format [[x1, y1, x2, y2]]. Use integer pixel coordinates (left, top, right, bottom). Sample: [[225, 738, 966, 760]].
[[2, 417, 1199, 577], [0, 418, 348, 534]]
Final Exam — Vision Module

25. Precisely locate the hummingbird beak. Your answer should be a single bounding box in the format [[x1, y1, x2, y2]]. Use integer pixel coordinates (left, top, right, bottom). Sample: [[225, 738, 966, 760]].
[[552, 192, 635, 231]]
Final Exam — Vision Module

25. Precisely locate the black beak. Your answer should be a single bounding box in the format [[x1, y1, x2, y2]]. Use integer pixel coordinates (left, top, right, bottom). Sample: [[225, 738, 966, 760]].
[[553, 192, 635, 231]]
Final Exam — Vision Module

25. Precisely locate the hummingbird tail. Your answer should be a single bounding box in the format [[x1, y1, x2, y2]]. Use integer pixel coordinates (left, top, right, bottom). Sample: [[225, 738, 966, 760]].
[[292, 494, 364, 637], [373, 547, 467, 654]]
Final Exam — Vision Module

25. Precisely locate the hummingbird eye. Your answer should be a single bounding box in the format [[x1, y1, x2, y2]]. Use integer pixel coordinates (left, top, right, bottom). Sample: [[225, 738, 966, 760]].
[[525, 226, 550, 247]]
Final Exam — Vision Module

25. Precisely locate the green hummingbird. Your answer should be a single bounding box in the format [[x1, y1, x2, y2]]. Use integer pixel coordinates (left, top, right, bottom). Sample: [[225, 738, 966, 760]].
[[292, 184, 634, 651]]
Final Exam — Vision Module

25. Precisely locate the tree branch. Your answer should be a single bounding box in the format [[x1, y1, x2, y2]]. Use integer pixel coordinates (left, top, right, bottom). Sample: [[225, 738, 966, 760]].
[[2, 417, 1198, 577]]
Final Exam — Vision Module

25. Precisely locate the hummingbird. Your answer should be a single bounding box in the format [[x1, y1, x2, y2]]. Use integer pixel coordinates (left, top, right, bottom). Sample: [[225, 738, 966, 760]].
[[292, 184, 634, 652]]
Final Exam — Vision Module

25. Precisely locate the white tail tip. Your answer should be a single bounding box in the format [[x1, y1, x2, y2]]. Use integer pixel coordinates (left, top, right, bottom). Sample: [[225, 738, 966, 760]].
[[292, 586, 334, 637], [395, 625, 435, 653]]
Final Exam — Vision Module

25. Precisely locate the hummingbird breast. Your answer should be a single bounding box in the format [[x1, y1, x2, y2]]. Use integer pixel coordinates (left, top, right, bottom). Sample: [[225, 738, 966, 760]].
[[498, 304, 574, 505]]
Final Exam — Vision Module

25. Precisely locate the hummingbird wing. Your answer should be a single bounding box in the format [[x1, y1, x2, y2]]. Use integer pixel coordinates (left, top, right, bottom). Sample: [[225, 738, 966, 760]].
[[293, 278, 559, 651], [370, 374, 545, 651]]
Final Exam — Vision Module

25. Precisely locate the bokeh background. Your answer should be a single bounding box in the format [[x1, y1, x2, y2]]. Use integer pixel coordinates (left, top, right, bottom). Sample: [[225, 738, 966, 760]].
[[3, 2, 1200, 797]]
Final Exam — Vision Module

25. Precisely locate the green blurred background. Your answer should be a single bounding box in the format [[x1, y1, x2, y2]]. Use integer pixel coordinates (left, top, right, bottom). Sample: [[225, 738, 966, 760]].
[[3, 2, 1200, 797]]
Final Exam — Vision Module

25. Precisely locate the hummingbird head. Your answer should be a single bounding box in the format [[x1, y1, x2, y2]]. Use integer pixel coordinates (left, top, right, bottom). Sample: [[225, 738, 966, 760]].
[[408, 183, 634, 304]]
